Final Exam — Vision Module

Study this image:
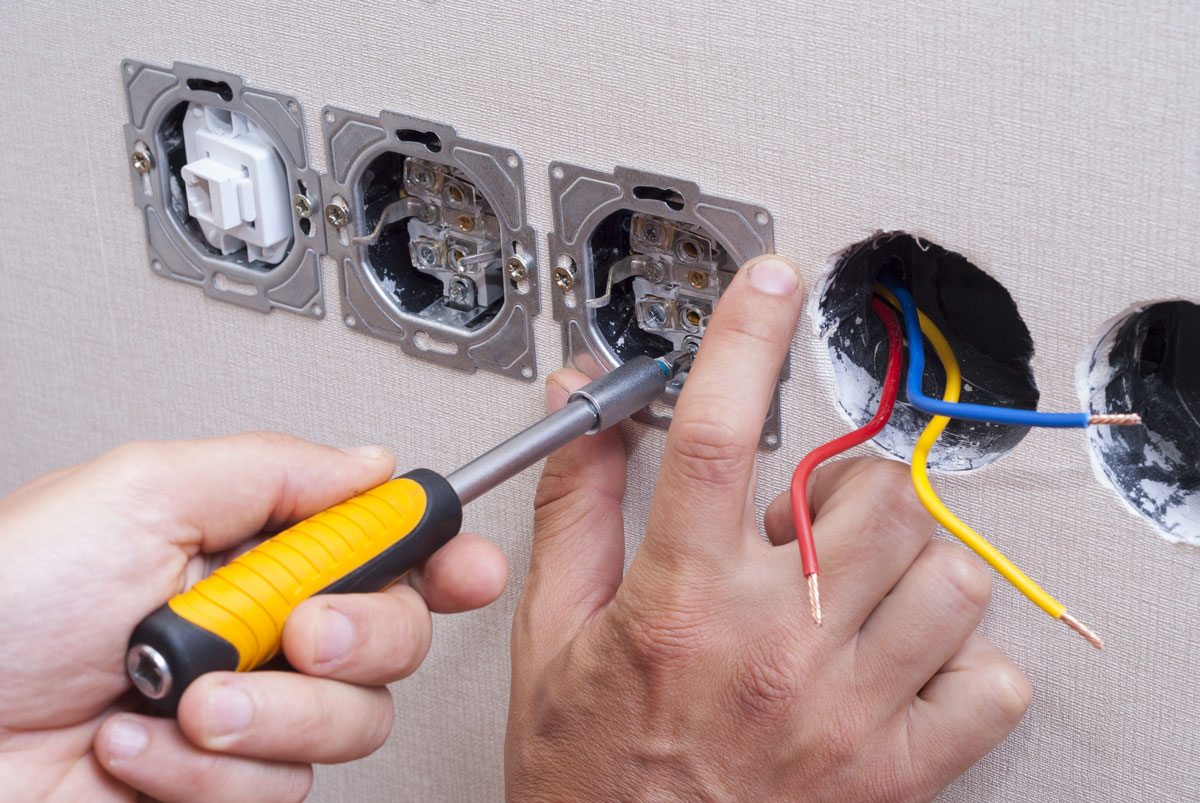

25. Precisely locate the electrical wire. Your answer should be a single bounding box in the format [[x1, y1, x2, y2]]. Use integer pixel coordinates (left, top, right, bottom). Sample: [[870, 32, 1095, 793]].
[[876, 286, 1105, 649], [875, 275, 1141, 428], [791, 297, 903, 625]]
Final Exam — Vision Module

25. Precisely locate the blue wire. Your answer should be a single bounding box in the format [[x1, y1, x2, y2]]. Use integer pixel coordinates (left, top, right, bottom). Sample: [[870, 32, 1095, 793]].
[[877, 275, 1089, 428]]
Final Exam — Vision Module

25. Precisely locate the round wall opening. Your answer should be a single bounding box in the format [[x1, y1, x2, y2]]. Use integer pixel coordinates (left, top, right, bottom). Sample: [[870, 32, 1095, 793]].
[[814, 232, 1040, 471], [1079, 300, 1200, 544]]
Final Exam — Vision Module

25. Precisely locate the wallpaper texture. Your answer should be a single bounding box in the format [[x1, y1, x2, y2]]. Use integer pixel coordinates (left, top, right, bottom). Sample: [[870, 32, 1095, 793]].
[[1, 1, 1197, 800]]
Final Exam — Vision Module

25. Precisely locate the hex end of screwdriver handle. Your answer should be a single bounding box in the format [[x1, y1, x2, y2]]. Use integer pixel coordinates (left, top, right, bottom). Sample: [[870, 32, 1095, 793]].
[[567, 355, 674, 434], [126, 469, 462, 715]]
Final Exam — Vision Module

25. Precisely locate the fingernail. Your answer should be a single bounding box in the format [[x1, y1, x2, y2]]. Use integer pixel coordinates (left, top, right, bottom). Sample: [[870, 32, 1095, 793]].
[[106, 716, 148, 762], [747, 256, 801, 297], [341, 445, 386, 459], [316, 606, 354, 664], [207, 683, 253, 742]]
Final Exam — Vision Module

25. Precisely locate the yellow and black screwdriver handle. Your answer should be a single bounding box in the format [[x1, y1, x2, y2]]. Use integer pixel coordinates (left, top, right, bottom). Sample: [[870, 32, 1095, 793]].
[[127, 469, 461, 714]]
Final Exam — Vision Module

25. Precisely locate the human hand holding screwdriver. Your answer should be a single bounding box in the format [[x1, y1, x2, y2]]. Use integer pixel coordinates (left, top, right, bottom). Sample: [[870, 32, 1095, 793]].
[[0, 435, 508, 802], [507, 255, 1032, 801]]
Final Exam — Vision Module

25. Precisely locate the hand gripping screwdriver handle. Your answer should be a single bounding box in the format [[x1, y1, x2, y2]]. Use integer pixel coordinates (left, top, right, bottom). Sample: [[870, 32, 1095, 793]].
[[126, 353, 685, 715], [126, 469, 462, 714]]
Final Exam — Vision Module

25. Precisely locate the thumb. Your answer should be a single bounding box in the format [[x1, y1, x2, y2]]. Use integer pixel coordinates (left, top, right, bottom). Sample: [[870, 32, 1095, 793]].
[[517, 369, 628, 654]]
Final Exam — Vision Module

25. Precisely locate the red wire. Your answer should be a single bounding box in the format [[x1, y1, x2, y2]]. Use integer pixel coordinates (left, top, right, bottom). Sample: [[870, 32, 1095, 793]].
[[791, 297, 903, 578]]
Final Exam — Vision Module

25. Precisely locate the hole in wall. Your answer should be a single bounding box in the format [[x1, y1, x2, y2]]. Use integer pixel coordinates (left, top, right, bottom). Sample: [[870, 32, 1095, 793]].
[[814, 232, 1039, 471], [1079, 300, 1200, 543]]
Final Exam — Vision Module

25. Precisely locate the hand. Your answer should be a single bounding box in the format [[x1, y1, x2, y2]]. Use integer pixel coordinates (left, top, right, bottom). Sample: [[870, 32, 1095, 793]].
[[506, 256, 1031, 802], [0, 433, 508, 803]]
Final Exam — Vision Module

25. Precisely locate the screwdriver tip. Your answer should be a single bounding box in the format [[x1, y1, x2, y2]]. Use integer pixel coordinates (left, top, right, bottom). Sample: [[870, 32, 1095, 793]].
[[807, 574, 822, 626]]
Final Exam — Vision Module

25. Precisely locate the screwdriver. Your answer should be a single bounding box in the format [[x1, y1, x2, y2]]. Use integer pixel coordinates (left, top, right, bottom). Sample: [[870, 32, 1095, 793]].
[[126, 350, 694, 714]]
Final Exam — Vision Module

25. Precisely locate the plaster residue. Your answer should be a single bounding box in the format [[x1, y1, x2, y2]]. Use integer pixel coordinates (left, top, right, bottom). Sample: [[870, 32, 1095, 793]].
[[1077, 299, 1200, 544]]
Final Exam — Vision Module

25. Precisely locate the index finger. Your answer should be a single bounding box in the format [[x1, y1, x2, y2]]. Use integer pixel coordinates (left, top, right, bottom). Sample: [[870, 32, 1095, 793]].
[[646, 255, 805, 562]]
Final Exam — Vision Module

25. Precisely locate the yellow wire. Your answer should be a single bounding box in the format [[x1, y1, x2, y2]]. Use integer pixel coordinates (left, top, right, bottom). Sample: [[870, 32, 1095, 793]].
[[874, 285, 1066, 620]]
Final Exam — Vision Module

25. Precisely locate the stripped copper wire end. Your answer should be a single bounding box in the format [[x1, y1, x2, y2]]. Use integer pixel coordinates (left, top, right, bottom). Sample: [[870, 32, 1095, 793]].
[[806, 574, 822, 626], [1088, 412, 1142, 426], [1061, 612, 1105, 649]]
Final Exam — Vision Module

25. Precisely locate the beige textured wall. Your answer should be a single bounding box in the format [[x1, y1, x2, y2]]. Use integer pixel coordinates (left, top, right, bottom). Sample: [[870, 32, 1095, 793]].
[[1, 1, 1197, 799]]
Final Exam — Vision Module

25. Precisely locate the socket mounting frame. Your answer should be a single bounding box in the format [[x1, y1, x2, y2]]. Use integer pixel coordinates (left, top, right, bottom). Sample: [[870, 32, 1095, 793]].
[[547, 163, 787, 448], [320, 107, 539, 381], [121, 60, 326, 317]]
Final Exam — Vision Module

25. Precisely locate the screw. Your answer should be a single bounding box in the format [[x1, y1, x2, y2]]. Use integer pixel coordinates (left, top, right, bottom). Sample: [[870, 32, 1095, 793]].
[[416, 244, 438, 267], [644, 260, 666, 283], [325, 197, 350, 227], [644, 302, 668, 328], [552, 260, 576, 292], [410, 167, 432, 189], [457, 215, 474, 232], [506, 255, 528, 282], [448, 278, 470, 303], [130, 150, 152, 174], [293, 194, 313, 218], [641, 222, 661, 244], [688, 269, 709, 290]]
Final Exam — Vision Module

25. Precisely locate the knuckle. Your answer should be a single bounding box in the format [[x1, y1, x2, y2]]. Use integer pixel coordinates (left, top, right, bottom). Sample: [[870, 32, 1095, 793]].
[[986, 663, 1033, 726], [732, 640, 802, 720], [926, 542, 992, 612], [716, 308, 784, 352], [533, 462, 578, 512], [361, 687, 396, 753], [810, 707, 867, 774], [272, 765, 315, 803], [610, 593, 714, 670], [836, 459, 933, 545], [237, 430, 303, 452], [667, 417, 754, 491], [102, 440, 166, 486], [389, 593, 432, 676], [287, 687, 340, 751]]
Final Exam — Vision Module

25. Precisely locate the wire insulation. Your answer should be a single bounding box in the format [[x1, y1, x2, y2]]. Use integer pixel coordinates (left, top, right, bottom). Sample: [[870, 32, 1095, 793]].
[[791, 297, 903, 623], [875, 276, 1092, 428], [890, 290, 1103, 647]]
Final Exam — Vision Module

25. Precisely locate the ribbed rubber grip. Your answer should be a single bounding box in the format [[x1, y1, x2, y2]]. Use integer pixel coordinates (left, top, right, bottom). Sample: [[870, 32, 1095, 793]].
[[128, 470, 463, 712]]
